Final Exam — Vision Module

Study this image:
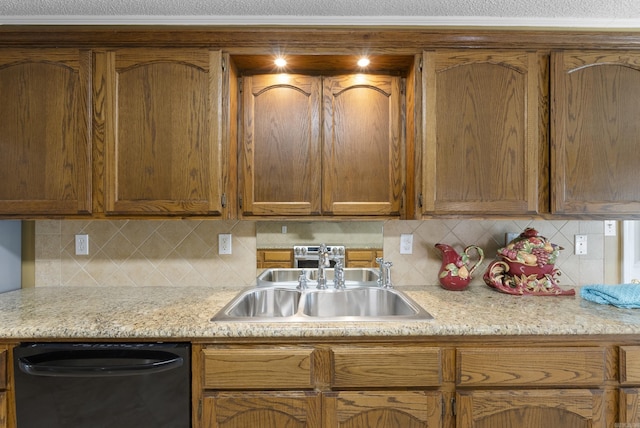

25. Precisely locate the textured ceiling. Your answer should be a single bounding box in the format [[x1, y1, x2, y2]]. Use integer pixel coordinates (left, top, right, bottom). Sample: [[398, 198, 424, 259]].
[[1, 0, 640, 27]]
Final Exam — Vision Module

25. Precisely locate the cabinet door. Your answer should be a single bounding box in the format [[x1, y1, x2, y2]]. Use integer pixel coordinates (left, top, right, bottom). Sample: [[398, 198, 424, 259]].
[[202, 391, 321, 428], [620, 388, 640, 424], [257, 249, 294, 268], [241, 74, 322, 216], [345, 249, 381, 268], [322, 75, 403, 216], [95, 49, 224, 215], [422, 51, 547, 215], [0, 391, 5, 428], [552, 51, 640, 215], [0, 49, 91, 215], [323, 391, 442, 428], [456, 389, 607, 428]]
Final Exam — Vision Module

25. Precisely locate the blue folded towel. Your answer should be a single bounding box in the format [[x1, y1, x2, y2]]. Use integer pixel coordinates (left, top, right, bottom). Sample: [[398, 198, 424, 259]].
[[580, 284, 640, 308]]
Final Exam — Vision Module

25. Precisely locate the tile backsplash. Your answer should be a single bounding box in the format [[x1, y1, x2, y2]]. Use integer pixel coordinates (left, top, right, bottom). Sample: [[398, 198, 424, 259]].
[[35, 219, 611, 288], [35, 220, 257, 287]]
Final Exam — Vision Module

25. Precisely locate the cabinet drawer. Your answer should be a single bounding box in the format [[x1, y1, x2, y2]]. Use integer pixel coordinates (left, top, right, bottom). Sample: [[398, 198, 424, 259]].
[[331, 346, 442, 388], [620, 346, 640, 385], [257, 249, 293, 268], [0, 348, 5, 390], [457, 347, 606, 387], [202, 346, 314, 389]]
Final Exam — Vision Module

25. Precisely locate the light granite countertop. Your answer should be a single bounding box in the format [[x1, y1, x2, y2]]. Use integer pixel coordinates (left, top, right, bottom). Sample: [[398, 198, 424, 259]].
[[1, 284, 640, 340]]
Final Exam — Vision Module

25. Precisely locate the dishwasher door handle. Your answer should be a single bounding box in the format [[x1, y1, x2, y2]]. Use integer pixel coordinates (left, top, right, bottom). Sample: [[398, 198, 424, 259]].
[[18, 349, 184, 377]]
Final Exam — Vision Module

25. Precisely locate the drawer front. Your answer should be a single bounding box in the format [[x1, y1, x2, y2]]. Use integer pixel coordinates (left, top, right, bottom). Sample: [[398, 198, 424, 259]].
[[620, 346, 640, 385], [203, 346, 314, 389], [0, 348, 5, 390], [457, 347, 606, 387], [332, 346, 442, 388]]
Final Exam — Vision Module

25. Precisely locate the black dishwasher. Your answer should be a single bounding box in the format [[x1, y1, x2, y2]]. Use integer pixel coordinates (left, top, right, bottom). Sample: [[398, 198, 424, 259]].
[[14, 342, 191, 428]]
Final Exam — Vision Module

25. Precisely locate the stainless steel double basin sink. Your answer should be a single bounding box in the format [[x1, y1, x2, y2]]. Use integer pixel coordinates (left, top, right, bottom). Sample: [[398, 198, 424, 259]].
[[211, 268, 433, 322]]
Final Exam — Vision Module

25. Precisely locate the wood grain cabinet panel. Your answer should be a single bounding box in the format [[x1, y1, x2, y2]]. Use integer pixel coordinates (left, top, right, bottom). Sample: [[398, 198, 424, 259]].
[[202, 346, 314, 389], [0, 346, 6, 428], [345, 249, 383, 268], [0, 49, 92, 215], [323, 391, 442, 428], [457, 347, 606, 387], [620, 346, 640, 385], [94, 48, 225, 215], [331, 345, 442, 388], [240, 74, 322, 216], [241, 73, 403, 217], [0, 392, 5, 428], [322, 75, 403, 216], [552, 51, 640, 215], [257, 249, 294, 268], [620, 388, 640, 424], [456, 389, 606, 428], [0, 349, 5, 391], [421, 50, 548, 215], [203, 391, 321, 428]]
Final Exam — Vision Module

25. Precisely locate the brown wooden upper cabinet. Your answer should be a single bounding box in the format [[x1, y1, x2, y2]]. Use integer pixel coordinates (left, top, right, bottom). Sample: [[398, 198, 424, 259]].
[[421, 50, 548, 216], [0, 49, 92, 215], [240, 73, 403, 217], [552, 51, 640, 216], [94, 49, 226, 216]]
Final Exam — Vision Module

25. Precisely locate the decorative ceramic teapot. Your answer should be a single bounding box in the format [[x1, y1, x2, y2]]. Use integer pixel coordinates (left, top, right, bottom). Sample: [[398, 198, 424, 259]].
[[483, 227, 575, 296], [435, 243, 484, 291]]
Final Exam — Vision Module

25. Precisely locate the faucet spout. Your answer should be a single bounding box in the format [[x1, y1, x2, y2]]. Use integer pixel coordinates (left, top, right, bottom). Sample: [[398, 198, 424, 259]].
[[316, 243, 330, 289]]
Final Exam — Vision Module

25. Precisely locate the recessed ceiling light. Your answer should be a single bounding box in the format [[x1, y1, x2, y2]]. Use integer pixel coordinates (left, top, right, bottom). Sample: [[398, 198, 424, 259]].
[[274, 57, 287, 67], [357, 57, 370, 67]]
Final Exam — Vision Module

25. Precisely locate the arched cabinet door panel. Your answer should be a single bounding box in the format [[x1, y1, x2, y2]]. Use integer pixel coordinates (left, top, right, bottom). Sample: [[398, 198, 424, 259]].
[[323, 391, 443, 428], [240, 74, 322, 216], [552, 50, 640, 215], [422, 50, 548, 216], [0, 49, 92, 215], [322, 74, 403, 217], [202, 391, 321, 428], [456, 389, 607, 428], [95, 48, 225, 216], [240, 73, 403, 218]]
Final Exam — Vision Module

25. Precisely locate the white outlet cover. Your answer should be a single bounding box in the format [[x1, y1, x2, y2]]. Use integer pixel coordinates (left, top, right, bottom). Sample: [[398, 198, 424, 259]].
[[75, 234, 89, 256], [604, 220, 617, 236], [574, 234, 588, 255], [218, 233, 232, 255], [400, 233, 413, 254]]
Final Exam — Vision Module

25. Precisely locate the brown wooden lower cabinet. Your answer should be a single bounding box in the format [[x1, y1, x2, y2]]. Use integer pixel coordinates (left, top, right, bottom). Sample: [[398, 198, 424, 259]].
[[344, 249, 383, 268], [620, 389, 640, 424], [456, 389, 606, 428], [0, 345, 11, 428], [203, 391, 322, 428], [194, 340, 640, 428], [324, 391, 442, 428], [619, 346, 640, 424], [257, 249, 294, 269], [0, 392, 6, 428], [196, 343, 444, 428]]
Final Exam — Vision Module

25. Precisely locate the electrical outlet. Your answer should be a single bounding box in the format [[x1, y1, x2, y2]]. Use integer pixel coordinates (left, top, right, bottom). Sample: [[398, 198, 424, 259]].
[[574, 234, 588, 255], [75, 234, 89, 256], [400, 233, 413, 254], [218, 233, 232, 255], [604, 220, 617, 236]]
